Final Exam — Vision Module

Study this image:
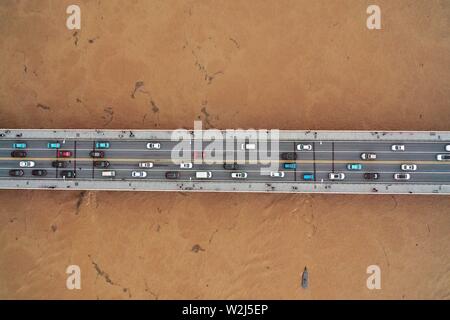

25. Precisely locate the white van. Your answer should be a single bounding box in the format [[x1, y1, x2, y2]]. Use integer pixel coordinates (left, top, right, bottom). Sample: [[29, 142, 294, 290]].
[[196, 171, 212, 179], [102, 171, 116, 177], [241, 143, 256, 150]]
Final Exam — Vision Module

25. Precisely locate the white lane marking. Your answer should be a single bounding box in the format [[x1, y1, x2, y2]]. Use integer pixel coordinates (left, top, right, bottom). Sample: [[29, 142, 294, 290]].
[[0, 147, 448, 154], [3, 158, 450, 166], [0, 177, 449, 185], [2, 167, 450, 175]]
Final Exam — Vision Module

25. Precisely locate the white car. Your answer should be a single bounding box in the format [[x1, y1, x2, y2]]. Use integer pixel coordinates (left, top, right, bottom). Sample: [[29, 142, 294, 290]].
[[401, 164, 417, 171], [437, 154, 450, 161], [446, 145, 450, 152], [270, 171, 285, 178], [241, 143, 256, 150], [296, 144, 312, 151], [360, 153, 377, 160], [131, 171, 147, 178], [394, 173, 410, 180], [146, 142, 161, 149], [328, 172, 345, 180], [195, 171, 212, 179], [391, 144, 405, 151], [101, 171, 116, 177], [231, 172, 248, 179], [180, 162, 193, 169], [139, 162, 154, 168], [19, 161, 35, 168]]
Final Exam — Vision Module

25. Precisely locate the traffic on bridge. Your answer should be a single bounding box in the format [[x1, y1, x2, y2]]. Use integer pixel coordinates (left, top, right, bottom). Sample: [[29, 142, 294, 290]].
[[1, 129, 450, 194]]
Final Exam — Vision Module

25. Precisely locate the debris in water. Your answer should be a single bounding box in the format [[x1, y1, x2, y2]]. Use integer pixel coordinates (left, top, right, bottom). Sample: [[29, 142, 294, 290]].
[[301, 266, 308, 289]]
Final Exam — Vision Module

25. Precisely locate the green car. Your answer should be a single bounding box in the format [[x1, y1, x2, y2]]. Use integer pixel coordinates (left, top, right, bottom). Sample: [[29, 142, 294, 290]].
[[347, 163, 362, 170], [95, 141, 110, 149], [47, 142, 61, 149], [12, 142, 27, 149]]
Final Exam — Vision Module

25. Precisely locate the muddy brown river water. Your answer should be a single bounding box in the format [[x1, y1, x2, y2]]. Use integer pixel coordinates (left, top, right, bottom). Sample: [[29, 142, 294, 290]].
[[0, 0, 449, 299]]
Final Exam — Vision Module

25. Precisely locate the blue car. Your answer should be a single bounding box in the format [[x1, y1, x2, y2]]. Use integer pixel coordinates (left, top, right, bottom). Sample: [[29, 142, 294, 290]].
[[47, 142, 61, 149], [303, 173, 314, 181], [283, 163, 297, 170], [347, 163, 362, 170], [12, 143, 27, 149], [95, 141, 110, 149]]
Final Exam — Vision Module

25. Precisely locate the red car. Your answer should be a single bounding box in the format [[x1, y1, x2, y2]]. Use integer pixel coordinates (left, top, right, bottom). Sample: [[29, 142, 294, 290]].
[[58, 150, 72, 157], [11, 150, 27, 157]]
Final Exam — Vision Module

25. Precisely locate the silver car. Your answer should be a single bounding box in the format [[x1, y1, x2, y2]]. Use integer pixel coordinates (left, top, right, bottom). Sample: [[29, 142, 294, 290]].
[[102, 171, 116, 177], [437, 154, 450, 161], [231, 172, 248, 179], [146, 142, 161, 149], [180, 162, 193, 169], [328, 172, 345, 180], [360, 153, 377, 160], [139, 162, 154, 168], [401, 164, 417, 171], [131, 171, 147, 178], [241, 143, 256, 150], [19, 161, 35, 168], [270, 171, 285, 178], [296, 144, 312, 151], [391, 144, 405, 151], [196, 171, 212, 179], [394, 173, 410, 180]]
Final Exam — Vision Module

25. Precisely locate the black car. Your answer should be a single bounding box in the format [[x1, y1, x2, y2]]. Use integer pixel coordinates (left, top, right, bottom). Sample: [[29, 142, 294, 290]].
[[94, 161, 110, 168], [90, 151, 105, 158], [52, 161, 68, 168], [364, 172, 379, 180], [281, 152, 297, 160], [165, 171, 180, 179], [32, 169, 47, 176], [9, 169, 24, 177], [61, 170, 76, 178], [11, 150, 27, 157], [223, 163, 238, 170]]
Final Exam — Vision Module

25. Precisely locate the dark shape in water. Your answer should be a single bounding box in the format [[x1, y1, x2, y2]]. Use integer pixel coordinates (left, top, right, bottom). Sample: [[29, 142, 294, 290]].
[[301, 266, 308, 289]]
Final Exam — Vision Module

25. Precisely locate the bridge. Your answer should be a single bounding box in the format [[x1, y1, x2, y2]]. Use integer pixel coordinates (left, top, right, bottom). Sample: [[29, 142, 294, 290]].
[[1, 128, 450, 194]]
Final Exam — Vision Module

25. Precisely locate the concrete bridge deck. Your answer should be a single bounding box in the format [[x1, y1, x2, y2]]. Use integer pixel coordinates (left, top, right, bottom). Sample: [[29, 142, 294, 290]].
[[1, 128, 450, 194]]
